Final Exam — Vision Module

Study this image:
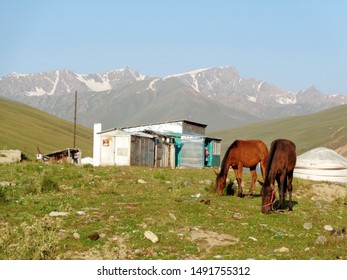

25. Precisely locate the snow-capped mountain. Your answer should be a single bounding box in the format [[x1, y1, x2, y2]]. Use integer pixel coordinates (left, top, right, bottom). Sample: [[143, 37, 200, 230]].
[[0, 66, 346, 130], [0, 67, 146, 97]]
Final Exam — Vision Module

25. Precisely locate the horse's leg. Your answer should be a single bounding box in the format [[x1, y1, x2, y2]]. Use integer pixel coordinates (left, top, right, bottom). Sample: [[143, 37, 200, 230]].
[[260, 160, 266, 181], [277, 174, 286, 210], [248, 166, 257, 197], [274, 176, 281, 210], [287, 171, 294, 211], [235, 163, 243, 197], [259, 161, 266, 196]]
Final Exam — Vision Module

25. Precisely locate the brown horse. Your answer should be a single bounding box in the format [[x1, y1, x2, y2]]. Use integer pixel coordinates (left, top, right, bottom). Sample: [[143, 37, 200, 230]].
[[215, 140, 268, 197], [259, 139, 296, 214]]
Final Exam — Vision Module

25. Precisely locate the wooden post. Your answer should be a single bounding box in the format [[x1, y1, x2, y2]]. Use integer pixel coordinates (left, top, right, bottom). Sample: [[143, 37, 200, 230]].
[[73, 90, 77, 148]]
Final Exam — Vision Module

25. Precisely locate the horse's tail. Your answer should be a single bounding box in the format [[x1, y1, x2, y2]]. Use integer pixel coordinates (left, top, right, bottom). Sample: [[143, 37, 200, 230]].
[[265, 140, 279, 181]]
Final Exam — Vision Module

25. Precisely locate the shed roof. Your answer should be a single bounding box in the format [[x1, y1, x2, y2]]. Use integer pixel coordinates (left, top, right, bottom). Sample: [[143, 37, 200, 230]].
[[119, 119, 208, 130], [98, 129, 155, 139]]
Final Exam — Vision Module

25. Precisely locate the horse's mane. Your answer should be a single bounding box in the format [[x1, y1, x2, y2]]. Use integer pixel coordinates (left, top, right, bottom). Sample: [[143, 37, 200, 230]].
[[265, 139, 279, 181], [219, 140, 238, 177]]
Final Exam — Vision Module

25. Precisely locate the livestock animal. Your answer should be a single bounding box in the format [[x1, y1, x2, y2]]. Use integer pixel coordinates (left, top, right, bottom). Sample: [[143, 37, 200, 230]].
[[259, 139, 296, 214], [215, 140, 268, 197]]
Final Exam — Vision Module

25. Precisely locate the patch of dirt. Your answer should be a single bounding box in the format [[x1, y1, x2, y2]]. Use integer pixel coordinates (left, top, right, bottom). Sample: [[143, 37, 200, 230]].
[[63, 235, 132, 260], [309, 183, 347, 202], [188, 227, 239, 253]]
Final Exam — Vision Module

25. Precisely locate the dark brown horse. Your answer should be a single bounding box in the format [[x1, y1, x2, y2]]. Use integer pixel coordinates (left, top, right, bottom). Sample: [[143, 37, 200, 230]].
[[215, 140, 268, 197], [259, 139, 296, 214]]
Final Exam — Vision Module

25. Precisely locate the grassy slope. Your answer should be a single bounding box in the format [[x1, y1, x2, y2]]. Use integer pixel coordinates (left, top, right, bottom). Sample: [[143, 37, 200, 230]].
[[2, 98, 347, 160], [208, 104, 347, 156], [0, 98, 93, 158]]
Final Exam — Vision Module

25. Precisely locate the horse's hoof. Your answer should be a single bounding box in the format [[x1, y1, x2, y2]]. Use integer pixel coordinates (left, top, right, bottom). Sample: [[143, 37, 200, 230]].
[[247, 194, 254, 198]]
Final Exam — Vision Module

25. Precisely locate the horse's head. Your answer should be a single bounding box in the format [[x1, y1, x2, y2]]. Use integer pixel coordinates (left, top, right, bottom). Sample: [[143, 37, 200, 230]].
[[258, 181, 275, 214], [214, 169, 226, 195]]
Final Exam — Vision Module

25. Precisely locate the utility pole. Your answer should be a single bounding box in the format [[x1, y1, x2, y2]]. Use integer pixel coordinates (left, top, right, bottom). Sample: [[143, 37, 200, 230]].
[[73, 90, 77, 148]]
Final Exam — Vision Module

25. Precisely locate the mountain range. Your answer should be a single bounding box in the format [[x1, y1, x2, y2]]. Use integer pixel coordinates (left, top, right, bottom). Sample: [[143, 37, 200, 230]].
[[1, 66, 346, 130]]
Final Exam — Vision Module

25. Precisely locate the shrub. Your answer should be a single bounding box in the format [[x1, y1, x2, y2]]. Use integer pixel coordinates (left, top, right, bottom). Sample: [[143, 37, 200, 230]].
[[41, 175, 59, 192], [0, 218, 61, 259], [0, 187, 7, 203]]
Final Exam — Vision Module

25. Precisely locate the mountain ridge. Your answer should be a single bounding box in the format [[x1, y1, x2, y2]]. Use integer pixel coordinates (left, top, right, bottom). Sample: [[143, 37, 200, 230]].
[[1, 66, 346, 130]]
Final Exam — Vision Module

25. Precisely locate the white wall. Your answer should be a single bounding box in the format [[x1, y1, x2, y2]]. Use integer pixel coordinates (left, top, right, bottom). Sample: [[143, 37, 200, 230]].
[[93, 123, 102, 166]]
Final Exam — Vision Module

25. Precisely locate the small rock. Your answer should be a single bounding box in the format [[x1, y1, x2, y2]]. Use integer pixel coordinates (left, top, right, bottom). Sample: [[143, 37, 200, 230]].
[[304, 247, 310, 252], [73, 232, 80, 239], [0, 181, 14, 187], [204, 199, 211, 205], [274, 247, 289, 253], [315, 235, 327, 245], [88, 233, 100, 241], [76, 211, 85, 215], [315, 201, 323, 209], [169, 213, 177, 221], [324, 225, 333, 231], [213, 255, 223, 259], [303, 222, 313, 230], [138, 179, 147, 184], [144, 231, 159, 243], [233, 213, 242, 220], [248, 236, 258, 241], [200, 199, 211, 205], [49, 211, 70, 217], [192, 193, 203, 198]]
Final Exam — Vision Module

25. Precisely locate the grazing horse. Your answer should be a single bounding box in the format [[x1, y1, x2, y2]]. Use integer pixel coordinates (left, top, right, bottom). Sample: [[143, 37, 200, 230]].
[[215, 140, 268, 197], [259, 139, 296, 214]]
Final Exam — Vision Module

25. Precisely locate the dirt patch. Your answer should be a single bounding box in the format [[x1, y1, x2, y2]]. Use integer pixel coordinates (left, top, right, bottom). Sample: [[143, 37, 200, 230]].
[[309, 183, 347, 202], [63, 235, 132, 260], [188, 227, 239, 253]]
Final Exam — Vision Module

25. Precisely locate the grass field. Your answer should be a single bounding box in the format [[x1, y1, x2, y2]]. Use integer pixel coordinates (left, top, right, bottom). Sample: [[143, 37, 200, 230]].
[[0, 162, 346, 260]]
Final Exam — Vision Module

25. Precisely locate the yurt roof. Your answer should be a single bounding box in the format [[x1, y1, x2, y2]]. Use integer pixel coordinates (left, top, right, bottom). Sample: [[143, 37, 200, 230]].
[[296, 147, 347, 169]]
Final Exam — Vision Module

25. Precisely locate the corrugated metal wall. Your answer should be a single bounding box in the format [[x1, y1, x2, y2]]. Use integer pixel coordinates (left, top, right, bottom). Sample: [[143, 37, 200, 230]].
[[180, 137, 204, 168], [130, 136, 155, 166]]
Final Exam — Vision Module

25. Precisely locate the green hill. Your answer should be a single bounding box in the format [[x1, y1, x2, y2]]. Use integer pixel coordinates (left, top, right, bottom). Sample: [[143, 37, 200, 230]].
[[0, 98, 93, 159], [209, 104, 347, 156], [2, 97, 347, 161]]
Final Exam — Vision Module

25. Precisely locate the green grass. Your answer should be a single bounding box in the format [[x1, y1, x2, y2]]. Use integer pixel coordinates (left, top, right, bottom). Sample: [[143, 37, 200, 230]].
[[209, 104, 347, 156], [0, 98, 93, 158], [0, 162, 345, 260]]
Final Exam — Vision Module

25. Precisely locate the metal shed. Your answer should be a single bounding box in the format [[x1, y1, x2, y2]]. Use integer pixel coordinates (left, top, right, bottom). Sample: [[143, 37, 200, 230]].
[[93, 120, 221, 168], [40, 148, 82, 164], [94, 126, 175, 168]]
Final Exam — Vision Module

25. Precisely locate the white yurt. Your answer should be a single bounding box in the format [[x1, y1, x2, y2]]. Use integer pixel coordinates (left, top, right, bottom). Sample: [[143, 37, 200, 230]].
[[294, 147, 347, 184]]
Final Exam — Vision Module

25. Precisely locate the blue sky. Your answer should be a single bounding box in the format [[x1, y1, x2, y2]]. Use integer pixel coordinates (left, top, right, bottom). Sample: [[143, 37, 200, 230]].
[[1, 0, 347, 93]]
